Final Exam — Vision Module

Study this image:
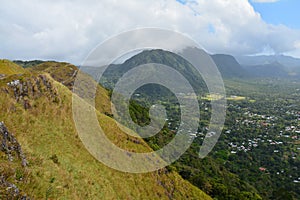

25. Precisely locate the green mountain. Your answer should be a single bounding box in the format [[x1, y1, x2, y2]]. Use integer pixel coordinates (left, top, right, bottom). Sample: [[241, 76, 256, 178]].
[[0, 61, 211, 199], [13, 60, 46, 69], [96, 49, 263, 199], [100, 49, 250, 94], [210, 54, 247, 78], [241, 61, 289, 78], [101, 49, 208, 94]]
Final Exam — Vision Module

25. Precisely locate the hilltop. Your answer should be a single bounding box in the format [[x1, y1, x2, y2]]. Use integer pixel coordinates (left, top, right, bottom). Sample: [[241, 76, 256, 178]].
[[0, 59, 26, 77], [0, 60, 211, 199]]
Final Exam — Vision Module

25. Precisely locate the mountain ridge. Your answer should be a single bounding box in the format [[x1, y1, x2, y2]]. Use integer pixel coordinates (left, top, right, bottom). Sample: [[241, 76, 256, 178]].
[[11, 49, 300, 79], [0, 60, 211, 199]]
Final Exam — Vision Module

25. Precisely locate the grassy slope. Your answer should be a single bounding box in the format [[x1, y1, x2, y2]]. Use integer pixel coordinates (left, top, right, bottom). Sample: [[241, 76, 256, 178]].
[[0, 61, 211, 199], [30, 61, 112, 115], [0, 59, 26, 75]]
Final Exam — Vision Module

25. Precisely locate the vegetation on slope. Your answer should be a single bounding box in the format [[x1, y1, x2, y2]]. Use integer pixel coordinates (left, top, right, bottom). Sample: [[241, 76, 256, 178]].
[[100, 49, 208, 95], [0, 59, 26, 76], [0, 61, 211, 199], [13, 60, 45, 69]]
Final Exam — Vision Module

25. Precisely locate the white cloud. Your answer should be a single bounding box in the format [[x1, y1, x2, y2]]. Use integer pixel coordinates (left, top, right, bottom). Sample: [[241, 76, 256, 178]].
[[0, 0, 299, 64]]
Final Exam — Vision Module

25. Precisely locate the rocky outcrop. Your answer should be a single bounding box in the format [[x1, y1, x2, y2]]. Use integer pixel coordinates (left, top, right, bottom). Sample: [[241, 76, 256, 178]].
[[5, 74, 59, 109], [0, 122, 27, 167], [156, 169, 175, 200], [61, 69, 78, 90], [0, 122, 30, 199], [0, 175, 30, 200]]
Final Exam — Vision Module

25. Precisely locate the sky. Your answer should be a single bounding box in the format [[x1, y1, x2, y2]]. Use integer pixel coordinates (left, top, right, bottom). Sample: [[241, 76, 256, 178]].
[[251, 0, 300, 29], [1, 0, 300, 64]]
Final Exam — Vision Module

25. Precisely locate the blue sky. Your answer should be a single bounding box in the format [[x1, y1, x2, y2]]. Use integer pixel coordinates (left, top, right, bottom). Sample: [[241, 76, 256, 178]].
[[177, 0, 300, 29], [176, 0, 300, 29], [250, 0, 300, 29]]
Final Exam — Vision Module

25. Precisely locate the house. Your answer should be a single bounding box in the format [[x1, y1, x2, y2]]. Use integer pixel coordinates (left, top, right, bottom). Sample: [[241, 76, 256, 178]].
[[259, 167, 266, 172]]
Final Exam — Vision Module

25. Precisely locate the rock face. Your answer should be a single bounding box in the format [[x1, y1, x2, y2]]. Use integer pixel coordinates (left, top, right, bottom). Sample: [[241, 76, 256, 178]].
[[0, 175, 29, 200], [0, 122, 27, 167], [0, 122, 30, 199], [5, 74, 59, 110]]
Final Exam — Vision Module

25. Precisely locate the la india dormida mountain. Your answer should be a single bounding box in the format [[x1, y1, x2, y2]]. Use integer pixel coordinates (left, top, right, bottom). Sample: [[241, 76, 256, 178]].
[[0, 49, 299, 199]]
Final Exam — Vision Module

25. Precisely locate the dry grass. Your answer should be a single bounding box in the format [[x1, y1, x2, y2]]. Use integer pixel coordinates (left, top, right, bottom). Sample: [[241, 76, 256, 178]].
[[0, 62, 211, 200], [0, 59, 26, 75]]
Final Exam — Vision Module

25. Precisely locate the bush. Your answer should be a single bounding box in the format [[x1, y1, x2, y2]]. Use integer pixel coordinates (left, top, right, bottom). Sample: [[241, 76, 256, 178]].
[[50, 154, 59, 164]]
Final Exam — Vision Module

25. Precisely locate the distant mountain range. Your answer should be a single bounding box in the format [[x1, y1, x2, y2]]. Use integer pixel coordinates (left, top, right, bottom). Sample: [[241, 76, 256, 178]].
[[99, 49, 300, 84], [236, 54, 300, 78], [13, 48, 300, 81], [236, 54, 300, 69], [210, 54, 247, 78], [210, 53, 300, 78]]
